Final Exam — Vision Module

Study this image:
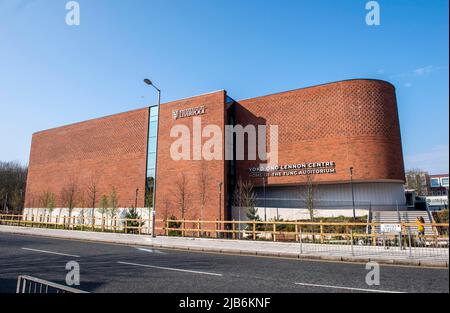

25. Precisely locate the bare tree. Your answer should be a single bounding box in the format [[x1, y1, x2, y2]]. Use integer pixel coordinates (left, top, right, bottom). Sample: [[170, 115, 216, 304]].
[[77, 190, 88, 225], [39, 190, 56, 217], [98, 195, 109, 229], [109, 187, 119, 226], [198, 165, 210, 222], [86, 177, 98, 227], [405, 168, 429, 196], [174, 173, 190, 219], [0, 161, 27, 214], [300, 174, 316, 221], [234, 179, 258, 221], [60, 180, 78, 219], [160, 196, 171, 221]]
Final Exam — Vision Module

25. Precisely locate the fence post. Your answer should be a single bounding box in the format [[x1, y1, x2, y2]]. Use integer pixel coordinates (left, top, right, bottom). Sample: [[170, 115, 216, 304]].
[[215, 220, 218, 239], [407, 225, 413, 258], [273, 223, 276, 242], [372, 222, 376, 246], [299, 226, 303, 254], [165, 220, 169, 236], [432, 222, 438, 248], [252, 222, 256, 241], [232, 221, 236, 240], [350, 229, 354, 256], [197, 219, 201, 238], [295, 224, 299, 242], [320, 220, 324, 244], [399, 222, 404, 250]]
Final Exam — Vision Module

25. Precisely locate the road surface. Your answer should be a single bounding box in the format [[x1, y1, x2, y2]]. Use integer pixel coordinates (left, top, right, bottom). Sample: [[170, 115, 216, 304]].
[[0, 233, 448, 293]]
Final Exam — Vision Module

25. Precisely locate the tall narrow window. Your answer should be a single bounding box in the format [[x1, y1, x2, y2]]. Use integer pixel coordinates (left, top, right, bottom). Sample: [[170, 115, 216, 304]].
[[146, 106, 159, 208]]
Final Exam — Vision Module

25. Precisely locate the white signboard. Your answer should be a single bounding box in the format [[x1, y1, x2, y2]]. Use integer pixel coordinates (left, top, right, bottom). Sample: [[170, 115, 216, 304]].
[[380, 224, 402, 234], [426, 196, 448, 206]]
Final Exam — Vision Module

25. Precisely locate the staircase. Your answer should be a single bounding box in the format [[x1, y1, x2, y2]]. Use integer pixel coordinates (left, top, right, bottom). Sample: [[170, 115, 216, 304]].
[[372, 210, 435, 235]]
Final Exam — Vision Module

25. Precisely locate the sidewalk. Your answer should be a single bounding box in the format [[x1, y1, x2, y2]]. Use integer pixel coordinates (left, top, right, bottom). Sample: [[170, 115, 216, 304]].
[[1, 225, 448, 268]]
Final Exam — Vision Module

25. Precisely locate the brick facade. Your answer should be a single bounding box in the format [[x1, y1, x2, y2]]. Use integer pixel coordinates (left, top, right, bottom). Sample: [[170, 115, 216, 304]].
[[154, 91, 227, 221], [236, 79, 405, 186], [24, 79, 406, 222], [25, 108, 149, 209]]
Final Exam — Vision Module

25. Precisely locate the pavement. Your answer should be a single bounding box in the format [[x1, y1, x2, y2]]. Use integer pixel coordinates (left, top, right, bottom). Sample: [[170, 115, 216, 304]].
[[0, 231, 448, 293], [0, 225, 448, 268]]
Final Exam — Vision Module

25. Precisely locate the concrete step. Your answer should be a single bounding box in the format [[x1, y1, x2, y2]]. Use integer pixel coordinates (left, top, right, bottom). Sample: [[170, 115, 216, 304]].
[[373, 211, 435, 235]]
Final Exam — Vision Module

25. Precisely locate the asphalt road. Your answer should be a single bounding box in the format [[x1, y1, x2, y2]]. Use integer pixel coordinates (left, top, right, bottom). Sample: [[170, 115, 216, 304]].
[[0, 233, 448, 293]]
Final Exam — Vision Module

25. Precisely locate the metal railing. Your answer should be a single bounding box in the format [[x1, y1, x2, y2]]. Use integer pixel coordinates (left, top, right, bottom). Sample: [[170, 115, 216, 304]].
[[16, 275, 88, 293]]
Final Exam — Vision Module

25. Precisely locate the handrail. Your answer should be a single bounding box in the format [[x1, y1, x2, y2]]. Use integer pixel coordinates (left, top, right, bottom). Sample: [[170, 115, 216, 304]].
[[16, 275, 88, 293]]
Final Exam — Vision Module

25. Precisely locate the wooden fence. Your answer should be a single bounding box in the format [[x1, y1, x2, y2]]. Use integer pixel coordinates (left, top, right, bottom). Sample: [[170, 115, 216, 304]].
[[0, 214, 158, 235], [162, 219, 449, 246], [1, 214, 448, 246]]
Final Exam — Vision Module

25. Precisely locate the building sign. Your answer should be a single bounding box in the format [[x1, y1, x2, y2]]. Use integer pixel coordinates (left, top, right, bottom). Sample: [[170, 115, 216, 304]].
[[426, 196, 448, 207], [173, 106, 206, 120], [380, 224, 402, 234], [248, 161, 336, 178]]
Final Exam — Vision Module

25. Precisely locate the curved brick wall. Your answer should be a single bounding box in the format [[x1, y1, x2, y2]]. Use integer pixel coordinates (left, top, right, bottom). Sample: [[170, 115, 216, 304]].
[[236, 79, 405, 186]]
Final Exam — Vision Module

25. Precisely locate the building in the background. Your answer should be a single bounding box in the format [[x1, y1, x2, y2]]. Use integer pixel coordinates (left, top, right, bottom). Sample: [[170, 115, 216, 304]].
[[429, 174, 449, 196], [24, 79, 407, 222], [405, 173, 449, 211], [405, 170, 431, 197], [426, 174, 449, 211]]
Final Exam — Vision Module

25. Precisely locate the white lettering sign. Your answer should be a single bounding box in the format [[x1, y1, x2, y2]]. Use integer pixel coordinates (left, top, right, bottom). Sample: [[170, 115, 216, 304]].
[[380, 224, 402, 234], [249, 162, 336, 177], [173, 106, 206, 120]]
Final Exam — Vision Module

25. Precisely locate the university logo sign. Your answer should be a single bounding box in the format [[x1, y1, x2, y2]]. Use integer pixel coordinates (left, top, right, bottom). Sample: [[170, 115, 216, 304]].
[[173, 106, 206, 120]]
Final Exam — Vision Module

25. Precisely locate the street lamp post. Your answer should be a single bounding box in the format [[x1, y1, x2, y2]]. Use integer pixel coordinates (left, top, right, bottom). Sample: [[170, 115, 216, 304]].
[[350, 167, 356, 220], [144, 78, 161, 238], [218, 181, 223, 238], [263, 175, 267, 221], [218, 181, 223, 219], [134, 188, 139, 209]]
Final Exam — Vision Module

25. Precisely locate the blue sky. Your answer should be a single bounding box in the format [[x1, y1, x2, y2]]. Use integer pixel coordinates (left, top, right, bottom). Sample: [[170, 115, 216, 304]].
[[0, 0, 448, 174]]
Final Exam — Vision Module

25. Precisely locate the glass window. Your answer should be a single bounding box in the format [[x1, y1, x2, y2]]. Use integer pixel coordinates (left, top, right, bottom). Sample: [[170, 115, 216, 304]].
[[431, 178, 441, 188], [148, 137, 157, 152], [441, 177, 449, 188], [150, 106, 159, 117], [146, 105, 159, 208], [149, 121, 158, 136], [147, 152, 156, 167]]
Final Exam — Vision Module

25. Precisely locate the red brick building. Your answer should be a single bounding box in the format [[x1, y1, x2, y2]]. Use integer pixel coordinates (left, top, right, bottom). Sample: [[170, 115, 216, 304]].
[[25, 79, 406, 221]]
